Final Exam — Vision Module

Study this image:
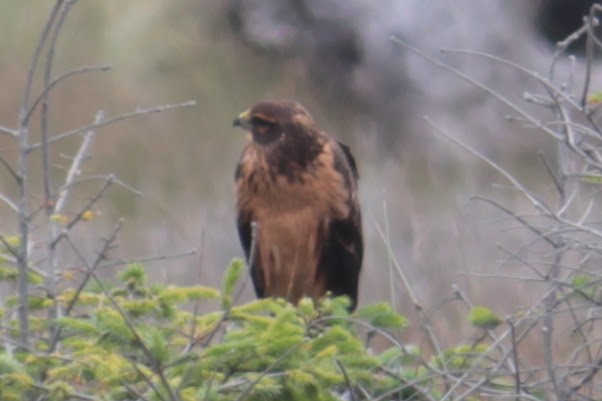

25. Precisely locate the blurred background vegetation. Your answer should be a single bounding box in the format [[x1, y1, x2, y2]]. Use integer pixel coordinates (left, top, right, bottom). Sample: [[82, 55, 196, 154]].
[[1, 0, 599, 349]]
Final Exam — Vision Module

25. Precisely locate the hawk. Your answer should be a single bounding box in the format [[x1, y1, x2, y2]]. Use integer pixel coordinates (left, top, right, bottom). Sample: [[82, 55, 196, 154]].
[[233, 100, 363, 310]]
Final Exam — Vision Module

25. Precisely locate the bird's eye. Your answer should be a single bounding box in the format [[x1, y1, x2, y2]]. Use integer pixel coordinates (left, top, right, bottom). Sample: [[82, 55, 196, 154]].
[[251, 116, 275, 127]]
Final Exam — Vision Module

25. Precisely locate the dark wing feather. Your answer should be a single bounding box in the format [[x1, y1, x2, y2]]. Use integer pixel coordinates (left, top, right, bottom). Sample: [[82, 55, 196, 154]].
[[235, 154, 266, 299], [336, 140, 359, 180], [236, 210, 265, 298], [319, 141, 363, 311]]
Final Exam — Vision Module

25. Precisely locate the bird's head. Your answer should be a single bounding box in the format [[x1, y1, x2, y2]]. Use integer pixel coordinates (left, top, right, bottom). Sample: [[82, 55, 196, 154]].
[[233, 100, 317, 146]]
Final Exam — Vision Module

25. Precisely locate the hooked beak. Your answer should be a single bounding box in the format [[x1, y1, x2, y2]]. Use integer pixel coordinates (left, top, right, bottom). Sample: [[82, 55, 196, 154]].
[[233, 109, 251, 130]]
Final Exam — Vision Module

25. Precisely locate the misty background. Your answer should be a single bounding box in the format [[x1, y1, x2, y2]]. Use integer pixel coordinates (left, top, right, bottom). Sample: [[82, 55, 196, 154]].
[[0, 0, 599, 344]]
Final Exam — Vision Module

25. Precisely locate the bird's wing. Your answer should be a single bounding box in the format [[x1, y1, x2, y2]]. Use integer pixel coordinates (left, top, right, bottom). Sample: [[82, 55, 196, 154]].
[[235, 153, 265, 299], [236, 209, 265, 298], [318, 140, 363, 310], [336, 140, 359, 180]]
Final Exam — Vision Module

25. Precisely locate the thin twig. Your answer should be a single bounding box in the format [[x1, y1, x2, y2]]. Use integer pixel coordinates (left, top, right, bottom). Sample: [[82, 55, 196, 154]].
[[181, 301, 201, 355], [202, 373, 217, 401], [0, 234, 19, 260], [538, 151, 563, 194], [49, 176, 112, 248], [570, 353, 602, 394], [0, 152, 19, 183], [23, 65, 111, 125], [64, 232, 179, 401], [507, 318, 522, 400], [438, 48, 581, 112], [41, 0, 78, 212], [335, 359, 357, 401], [542, 255, 565, 401], [559, 286, 594, 385], [496, 245, 546, 279], [440, 47, 602, 172], [54, 174, 142, 204], [63, 249, 198, 271], [0, 125, 17, 137], [20, 0, 65, 119], [425, 117, 553, 216], [469, 196, 560, 248], [69, 221, 122, 317], [47, 219, 124, 352], [392, 38, 566, 143], [202, 222, 257, 347], [0, 192, 18, 213], [54, 111, 104, 213], [55, 174, 114, 245], [29, 383, 100, 401], [233, 340, 307, 401], [123, 383, 152, 401], [580, 9, 599, 107], [550, 21, 589, 80], [29, 100, 197, 150], [129, 362, 168, 401], [373, 220, 446, 361], [382, 199, 397, 314], [453, 285, 515, 373]]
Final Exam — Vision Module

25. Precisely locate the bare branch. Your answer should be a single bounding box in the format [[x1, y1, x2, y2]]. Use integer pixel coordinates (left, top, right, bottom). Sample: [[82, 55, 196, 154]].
[[234, 340, 308, 401], [13, 0, 68, 352], [0, 151, 20, 186], [580, 9, 599, 107], [469, 196, 560, 248], [335, 359, 357, 401], [550, 19, 589, 80], [29, 100, 197, 150], [41, 0, 78, 211], [391, 8, 602, 401], [436, 48, 581, 112], [373, 219, 446, 366], [539, 151, 563, 194], [0, 125, 17, 137], [0, 192, 18, 213], [65, 249, 198, 271], [47, 219, 124, 352], [382, 200, 398, 314], [20, 0, 65, 120], [23, 65, 111, 129], [50, 175, 114, 249], [201, 222, 258, 347], [63, 229, 179, 401], [391, 37, 564, 142], [0, 234, 19, 260], [55, 174, 142, 203], [54, 111, 104, 213], [425, 117, 553, 215]]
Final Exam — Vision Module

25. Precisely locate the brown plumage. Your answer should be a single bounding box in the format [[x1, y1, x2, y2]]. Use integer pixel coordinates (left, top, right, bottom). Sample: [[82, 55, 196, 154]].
[[232, 100, 363, 310]]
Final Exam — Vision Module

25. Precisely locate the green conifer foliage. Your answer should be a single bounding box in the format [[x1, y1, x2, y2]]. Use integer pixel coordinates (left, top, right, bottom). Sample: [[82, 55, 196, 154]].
[[0, 260, 432, 401]]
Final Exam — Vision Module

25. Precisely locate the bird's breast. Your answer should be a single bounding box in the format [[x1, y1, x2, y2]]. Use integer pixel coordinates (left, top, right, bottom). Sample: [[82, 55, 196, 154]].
[[253, 209, 328, 303], [235, 143, 350, 219]]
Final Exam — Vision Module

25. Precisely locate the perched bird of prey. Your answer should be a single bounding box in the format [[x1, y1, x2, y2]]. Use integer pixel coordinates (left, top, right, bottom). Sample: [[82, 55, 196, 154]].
[[233, 100, 363, 310]]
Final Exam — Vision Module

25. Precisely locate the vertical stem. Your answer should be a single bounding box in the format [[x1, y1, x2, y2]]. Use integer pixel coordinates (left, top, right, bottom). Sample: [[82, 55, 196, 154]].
[[15, 134, 30, 349], [542, 253, 562, 400], [41, 0, 77, 343], [15, 0, 65, 349], [542, 89, 575, 401], [540, 125, 569, 401]]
